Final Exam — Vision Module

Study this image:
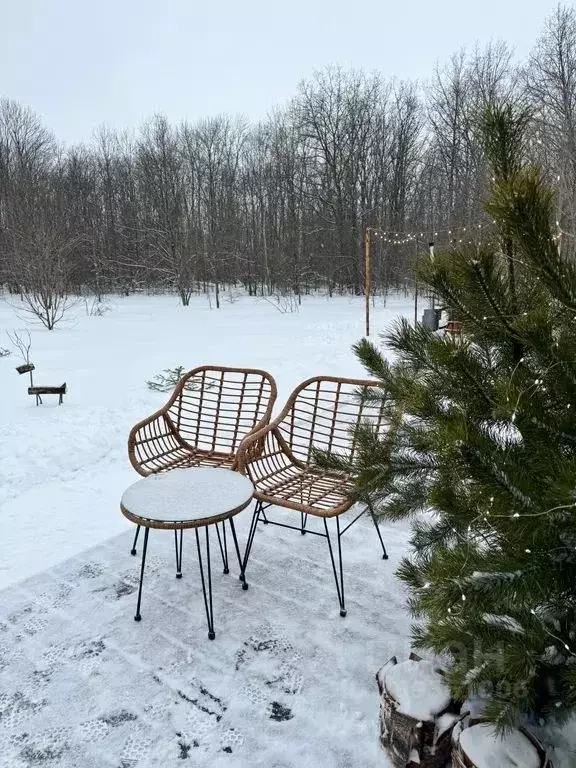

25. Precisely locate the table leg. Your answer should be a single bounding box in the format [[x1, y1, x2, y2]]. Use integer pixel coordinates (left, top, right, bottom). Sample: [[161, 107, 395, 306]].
[[130, 525, 140, 556], [215, 522, 229, 574], [195, 526, 215, 640], [134, 526, 150, 622], [174, 529, 183, 578], [228, 516, 247, 588]]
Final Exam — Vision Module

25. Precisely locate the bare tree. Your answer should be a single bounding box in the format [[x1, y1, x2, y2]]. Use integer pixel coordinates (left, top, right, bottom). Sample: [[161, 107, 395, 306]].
[[1, 12, 576, 301], [524, 4, 576, 233], [9, 222, 82, 329]]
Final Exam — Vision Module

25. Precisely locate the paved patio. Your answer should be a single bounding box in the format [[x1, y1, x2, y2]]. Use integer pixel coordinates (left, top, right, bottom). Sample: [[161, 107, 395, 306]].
[[0, 507, 413, 767]]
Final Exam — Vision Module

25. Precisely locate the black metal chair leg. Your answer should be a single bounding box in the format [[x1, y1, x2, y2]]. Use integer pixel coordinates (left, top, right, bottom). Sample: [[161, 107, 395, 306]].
[[174, 529, 183, 578], [366, 502, 388, 560], [134, 527, 150, 621], [239, 501, 261, 590], [300, 511, 308, 535], [131, 525, 141, 556], [215, 522, 229, 574], [324, 516, 346, 617], [195, 526, 215, 640]]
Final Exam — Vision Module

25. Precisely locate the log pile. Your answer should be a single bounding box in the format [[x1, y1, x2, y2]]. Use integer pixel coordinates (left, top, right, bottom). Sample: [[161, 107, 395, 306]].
[[376, 653, 464, 767]]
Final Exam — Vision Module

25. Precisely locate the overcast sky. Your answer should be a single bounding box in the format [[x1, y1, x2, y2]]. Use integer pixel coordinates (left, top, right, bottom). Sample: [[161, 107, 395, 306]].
[[2, 0, 561, 144]]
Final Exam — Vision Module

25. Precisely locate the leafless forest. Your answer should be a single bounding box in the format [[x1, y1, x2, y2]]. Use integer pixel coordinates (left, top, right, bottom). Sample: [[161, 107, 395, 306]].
[[1, 6, 575, 322]]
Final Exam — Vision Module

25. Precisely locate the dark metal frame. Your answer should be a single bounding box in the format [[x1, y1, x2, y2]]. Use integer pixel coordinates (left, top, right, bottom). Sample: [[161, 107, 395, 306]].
[[131, 521, 231, 574], [239, 500, 387, 617], [131, 516, 245, 640]]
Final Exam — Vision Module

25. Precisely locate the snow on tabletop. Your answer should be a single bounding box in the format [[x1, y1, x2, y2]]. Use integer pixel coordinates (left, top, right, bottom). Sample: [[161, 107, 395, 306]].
[[121, 467, 254, 522], [383, 659, 451, 721], [458, 723, 541, 768]]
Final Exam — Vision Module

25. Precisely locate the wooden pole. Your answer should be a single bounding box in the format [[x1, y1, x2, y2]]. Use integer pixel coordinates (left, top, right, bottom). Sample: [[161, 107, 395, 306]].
[[365, 228, 371, 336], [414, 235, 419, 326]]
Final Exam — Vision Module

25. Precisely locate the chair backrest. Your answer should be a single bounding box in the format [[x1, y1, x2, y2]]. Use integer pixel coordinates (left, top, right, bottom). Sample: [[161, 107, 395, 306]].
[[274, 376, 385, 465], [167, 366, 277, 455]]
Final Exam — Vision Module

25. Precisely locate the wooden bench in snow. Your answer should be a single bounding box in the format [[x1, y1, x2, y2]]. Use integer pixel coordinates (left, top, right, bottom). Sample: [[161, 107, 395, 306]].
[[452, 720, 553, 768], [28, 383, 66, 406], [376, 653, 464, 768]]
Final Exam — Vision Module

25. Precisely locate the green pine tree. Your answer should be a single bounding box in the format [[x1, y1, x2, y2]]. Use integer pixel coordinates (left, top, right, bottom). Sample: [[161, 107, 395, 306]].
[[342, 103, 576, 729]]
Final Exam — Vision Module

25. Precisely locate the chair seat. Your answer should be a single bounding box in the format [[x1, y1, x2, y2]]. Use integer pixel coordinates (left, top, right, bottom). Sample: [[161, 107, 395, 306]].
[[138, 446, 236, 475], [254, 464, 354, 517]]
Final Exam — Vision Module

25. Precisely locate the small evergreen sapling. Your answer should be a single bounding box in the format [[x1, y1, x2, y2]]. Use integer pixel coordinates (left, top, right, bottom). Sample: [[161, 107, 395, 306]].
[[146, 366, 186, 392]]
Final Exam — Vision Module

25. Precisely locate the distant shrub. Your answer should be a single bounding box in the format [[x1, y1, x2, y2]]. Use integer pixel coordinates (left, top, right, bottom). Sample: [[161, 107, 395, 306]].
[[84, 297, 111, 317]]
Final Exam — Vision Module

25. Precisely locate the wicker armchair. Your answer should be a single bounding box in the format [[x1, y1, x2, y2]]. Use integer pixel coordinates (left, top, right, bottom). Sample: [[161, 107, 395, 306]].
[[236, 375, 388, 616], [127, 365, 277, 564]]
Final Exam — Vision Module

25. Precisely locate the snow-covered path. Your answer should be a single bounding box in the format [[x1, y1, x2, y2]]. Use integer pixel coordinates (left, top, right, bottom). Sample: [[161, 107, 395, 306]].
[[0, 508, 413, 767]]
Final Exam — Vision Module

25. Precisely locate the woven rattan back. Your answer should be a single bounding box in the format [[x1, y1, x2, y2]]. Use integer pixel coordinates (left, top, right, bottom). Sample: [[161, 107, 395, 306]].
[[167, 366, 277, 455], [274, 376, 385, 465]]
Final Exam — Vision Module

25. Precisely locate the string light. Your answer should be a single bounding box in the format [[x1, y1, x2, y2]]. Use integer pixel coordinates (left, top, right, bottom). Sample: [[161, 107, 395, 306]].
[[368, 222, 494, 244]]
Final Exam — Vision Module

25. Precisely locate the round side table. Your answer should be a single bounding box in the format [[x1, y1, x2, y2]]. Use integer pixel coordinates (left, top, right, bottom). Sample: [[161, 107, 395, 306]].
[[121, 467, 254, 639]]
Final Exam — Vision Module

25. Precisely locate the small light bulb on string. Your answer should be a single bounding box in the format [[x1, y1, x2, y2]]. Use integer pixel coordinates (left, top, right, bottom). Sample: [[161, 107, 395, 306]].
[[461, 594, 466, 602], [513, 512, 520, 518], [525, 548, 531, 553]]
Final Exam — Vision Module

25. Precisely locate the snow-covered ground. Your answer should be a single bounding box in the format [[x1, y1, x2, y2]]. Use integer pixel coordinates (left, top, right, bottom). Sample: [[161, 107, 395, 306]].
[[0, 292, 410, 590], [1, 291, 574, 767]]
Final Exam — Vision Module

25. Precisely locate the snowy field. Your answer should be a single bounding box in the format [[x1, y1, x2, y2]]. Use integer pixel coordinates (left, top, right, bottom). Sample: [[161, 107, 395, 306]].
[[0, 292, 411, 591], [1, 291, 574, 767]]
